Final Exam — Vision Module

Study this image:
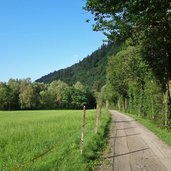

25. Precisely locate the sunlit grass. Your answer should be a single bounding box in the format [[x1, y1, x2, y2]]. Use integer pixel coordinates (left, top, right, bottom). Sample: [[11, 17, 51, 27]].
[[0, 110, 110, 171]]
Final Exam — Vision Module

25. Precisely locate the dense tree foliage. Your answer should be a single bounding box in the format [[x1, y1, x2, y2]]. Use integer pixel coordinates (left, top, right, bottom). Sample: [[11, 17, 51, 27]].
[[106, 44, 149, 107], [0, 79, 95, 110], [99, 42, 168, 127], [85, 0, 171, 127]]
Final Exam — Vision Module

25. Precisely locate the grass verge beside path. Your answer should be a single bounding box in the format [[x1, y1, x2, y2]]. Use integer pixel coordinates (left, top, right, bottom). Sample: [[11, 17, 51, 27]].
[[122, 112, 171, 146], [0, 110, 110, 171]]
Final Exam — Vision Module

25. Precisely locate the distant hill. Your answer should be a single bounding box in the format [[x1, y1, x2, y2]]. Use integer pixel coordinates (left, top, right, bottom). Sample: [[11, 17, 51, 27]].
[[36, 43, 119, 91]]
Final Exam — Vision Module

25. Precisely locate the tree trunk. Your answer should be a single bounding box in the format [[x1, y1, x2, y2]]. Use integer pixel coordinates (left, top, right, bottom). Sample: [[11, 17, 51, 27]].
[[95, 104, 99, 134], [163, 80, 171, 126], [99, 104, 102, 126], [106, 100, 109, 115], [167, 79, 171, 121], [139, 81, 145, 116], [129, 90, 134, 114], [118, 97, 121, 111], [151, 95, 155, 120], [125, 98, 128, 112], [122, 98, 125, 112], [163, 92, 168, 126], [169, 80, 171, 100]]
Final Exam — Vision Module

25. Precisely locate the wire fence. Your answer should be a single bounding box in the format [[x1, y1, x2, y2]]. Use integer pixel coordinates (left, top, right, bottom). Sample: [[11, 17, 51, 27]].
[[12, 106, 104, 171]]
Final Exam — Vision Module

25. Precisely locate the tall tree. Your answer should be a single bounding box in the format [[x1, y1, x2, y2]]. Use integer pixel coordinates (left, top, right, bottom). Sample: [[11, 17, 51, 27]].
[[8, 79, 20, 110], [19, 79, 36, 109], [85, 0, 171, 125], [48, 80, 68, 108], [0, 82, 11, 110]]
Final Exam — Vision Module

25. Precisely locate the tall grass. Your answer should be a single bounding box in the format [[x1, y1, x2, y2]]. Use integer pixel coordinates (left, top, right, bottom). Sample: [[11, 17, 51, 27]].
[[0, 110, 110, 171]]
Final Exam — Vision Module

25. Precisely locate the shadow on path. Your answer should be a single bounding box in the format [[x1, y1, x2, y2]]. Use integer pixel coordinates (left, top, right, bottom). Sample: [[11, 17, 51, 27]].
[[116, 127, 137, 130], [112, 120, 135, 123], [109, 133, 140, 139], [104, 147, 149, 159]]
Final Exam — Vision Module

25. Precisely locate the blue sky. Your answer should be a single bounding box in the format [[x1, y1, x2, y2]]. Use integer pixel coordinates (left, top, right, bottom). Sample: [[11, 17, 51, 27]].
[[0, 0, 105, 82]]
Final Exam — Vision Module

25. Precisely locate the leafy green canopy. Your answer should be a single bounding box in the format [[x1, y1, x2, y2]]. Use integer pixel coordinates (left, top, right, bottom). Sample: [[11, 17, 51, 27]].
[[104, 43, 164, 123], [85, 0, 171, 91], [0, 79, 96, 110], [85, 1, 170, 40], [85, 0, 171, 126]]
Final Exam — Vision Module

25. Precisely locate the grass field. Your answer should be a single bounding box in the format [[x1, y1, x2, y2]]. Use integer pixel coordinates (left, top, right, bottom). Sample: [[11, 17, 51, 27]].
[[0, 110, 110, 171]]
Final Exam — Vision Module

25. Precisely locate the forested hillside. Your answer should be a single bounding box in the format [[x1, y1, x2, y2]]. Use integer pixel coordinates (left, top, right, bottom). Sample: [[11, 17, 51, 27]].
[[36, 43, 118, 91]]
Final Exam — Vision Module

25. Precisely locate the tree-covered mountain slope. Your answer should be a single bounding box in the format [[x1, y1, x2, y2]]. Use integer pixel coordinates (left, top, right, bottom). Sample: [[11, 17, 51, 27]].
[[36, 43, 119, 90]]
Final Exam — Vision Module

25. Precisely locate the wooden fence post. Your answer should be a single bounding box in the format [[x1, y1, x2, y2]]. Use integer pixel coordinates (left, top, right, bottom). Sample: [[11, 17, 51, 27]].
[[95, 104, 99, 134], [99, 104, 102, 126], [106, 100, 109, 115], [81, 106, 86, 155]]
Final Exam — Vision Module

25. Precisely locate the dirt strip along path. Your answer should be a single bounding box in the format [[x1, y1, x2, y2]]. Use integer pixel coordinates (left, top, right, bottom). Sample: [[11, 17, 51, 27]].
[[99, 110, 171, 171]]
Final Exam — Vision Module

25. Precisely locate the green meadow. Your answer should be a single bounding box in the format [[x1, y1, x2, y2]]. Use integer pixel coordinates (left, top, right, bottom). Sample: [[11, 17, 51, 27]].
[[0, 110, 109, 171]]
